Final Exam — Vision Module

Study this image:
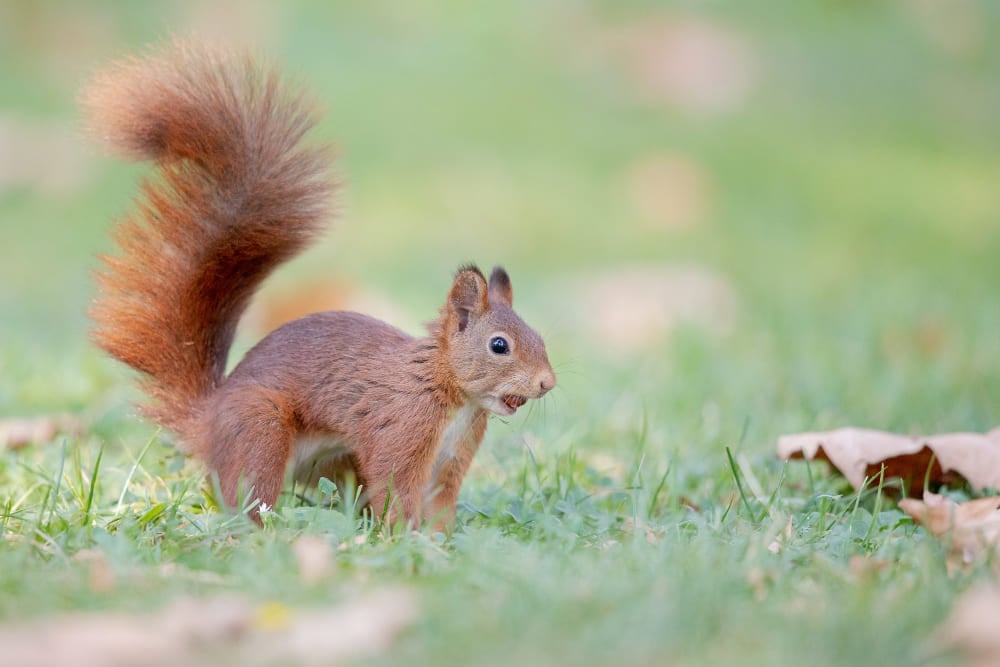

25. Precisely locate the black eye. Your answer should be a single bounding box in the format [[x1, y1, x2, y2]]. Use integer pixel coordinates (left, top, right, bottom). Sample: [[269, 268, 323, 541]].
[[489, 336, 510, 355]]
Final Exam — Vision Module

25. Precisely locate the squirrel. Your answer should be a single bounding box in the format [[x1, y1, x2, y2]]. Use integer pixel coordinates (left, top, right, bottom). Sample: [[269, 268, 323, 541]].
[[82, 40, 556, 528]]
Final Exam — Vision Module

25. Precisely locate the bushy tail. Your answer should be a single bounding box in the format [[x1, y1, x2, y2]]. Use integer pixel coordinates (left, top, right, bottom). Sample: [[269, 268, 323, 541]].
[[82, 39, 335, 436]]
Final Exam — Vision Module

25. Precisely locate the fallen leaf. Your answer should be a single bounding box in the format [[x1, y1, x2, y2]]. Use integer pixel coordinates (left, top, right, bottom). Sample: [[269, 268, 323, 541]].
[[0, 414, 84, 449], [566, 264, 737, 353], [624, 154, 712, 231], [337, 534, 369, 552], [181, 0, 284, 48], [0, 596, 246, 667], [74, 549, 116, 593], [904, 0, 984, 56], [0, 6, 116, 86], [0, 589, 417, 667], [247, 589, 418, 666], [847, 555, 891, 581], [155, 563, 229, 586], [0, 115, 91, 194], [585, 452, 629, 479], [254, 602, 294, 630], [776, 427, 1000, 495], [937, 584, 1000, 667], [745, 566, 769, 601], [766, 517, 793, 554], [881, 318, 951, 361], [677, 496, 702, 512], [605, 15, 759, 114], [899, 493, 1000, 567], [292, 535, 334, 584], [246, 279, 414, 337], [621, 517, 663, 544]]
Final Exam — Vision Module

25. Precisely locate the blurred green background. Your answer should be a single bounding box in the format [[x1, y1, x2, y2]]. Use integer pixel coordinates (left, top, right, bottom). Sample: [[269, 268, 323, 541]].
[[2, 2, 1000, 665], [2, 0, 999, 454]]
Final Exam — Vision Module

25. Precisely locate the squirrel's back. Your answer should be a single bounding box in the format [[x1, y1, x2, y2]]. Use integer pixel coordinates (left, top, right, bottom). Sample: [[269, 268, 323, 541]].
[[82, 39, 335, 436]]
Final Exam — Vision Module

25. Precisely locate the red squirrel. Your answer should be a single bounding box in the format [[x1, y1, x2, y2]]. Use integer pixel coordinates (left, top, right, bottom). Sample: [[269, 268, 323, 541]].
[[82, 40, 556, 527]]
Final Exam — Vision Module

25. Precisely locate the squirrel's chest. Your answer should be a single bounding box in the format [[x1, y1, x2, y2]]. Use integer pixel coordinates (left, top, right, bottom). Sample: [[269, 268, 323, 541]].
[[435, 403, 481, 462], [428, 402, 486, 483]]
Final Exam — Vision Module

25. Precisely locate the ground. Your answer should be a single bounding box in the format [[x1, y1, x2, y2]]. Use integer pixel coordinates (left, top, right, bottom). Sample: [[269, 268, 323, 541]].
[[1, 2, 999, 666]]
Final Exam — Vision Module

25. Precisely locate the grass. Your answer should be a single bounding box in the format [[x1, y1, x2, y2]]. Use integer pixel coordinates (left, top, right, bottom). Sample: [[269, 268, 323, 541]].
[[2, 1, 999, 665]]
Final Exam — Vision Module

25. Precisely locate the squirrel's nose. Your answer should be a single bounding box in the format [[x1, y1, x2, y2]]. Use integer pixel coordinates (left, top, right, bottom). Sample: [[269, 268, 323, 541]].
[[537, 369, 557, 395]]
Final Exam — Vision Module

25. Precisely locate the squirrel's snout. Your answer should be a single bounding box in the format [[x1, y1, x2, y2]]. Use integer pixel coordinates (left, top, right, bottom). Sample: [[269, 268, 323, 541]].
[[536, 368, 557, 396]]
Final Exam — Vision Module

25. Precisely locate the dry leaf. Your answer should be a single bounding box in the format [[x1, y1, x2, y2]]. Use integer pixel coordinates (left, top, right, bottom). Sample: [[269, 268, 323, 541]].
[[899, 493, 1000, 566], [292, 535, 334, 584], [745, 566, 769, 601], [567, 264, 737, 353], [0, 115, 90, 194], [0, 596, 248, 667], [247, 589, 417, 666], [766, 517, 794, 554], [246, 279, 414, 337], [337, 534, 368, 552], [156, 563, 229, 586], [937, 584, 1000, 667], [181, 0, 284, 48], [74, 549, 116, 593], [624, 154, 712, 231], [585, 452, 629, 479], [0, 589, 417, 667], [777, 427, 1000, 495], [904, 0, 983, 55], [621, 517, 663, 544], [847, 555, 891, 581], [0, 414, 84, 449], [606, 16, 758, 114]]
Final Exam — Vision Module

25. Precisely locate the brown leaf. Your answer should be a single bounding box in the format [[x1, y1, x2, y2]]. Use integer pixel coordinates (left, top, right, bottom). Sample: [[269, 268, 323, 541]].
[[292, 535, 334, 584], [621, 517, 663, 544], [776, 427, 1000, 495], [567, 264, 737, 353], [847, 555, 891, 581], [181, 0, 284, 49], [0, 115, 91, 195], [937, 585, 1000, 667], [0, 589, 417, 667], [0, 414, 84, 449], [766, 517, 793, 554], [899, 493, 1000, 567], [246, 279, 414, 337], [246, 589, 418, 666], [0, 596, 248, 667], [605, 16, 759, 114], [745, 567, 769, 601], [74, 549, 116, 593], [624, 154, 713, 231], [904, 0, 984, 56]]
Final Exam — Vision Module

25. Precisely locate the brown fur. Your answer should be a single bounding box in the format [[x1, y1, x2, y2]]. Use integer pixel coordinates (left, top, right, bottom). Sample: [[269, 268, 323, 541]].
[[85, 40, 555, 527]]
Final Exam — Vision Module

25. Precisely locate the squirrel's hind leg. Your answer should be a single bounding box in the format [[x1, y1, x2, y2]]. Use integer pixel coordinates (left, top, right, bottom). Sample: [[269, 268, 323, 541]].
[[204, 386, 296, 521]]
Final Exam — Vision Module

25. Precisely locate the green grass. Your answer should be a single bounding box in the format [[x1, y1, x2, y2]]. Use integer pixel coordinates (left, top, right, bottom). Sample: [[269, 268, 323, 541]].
[[2, 1, 999, 665]]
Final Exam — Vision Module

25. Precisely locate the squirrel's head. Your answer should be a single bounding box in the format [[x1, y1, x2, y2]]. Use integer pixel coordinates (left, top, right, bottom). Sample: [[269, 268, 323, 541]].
[[439, 265, 556, 416]]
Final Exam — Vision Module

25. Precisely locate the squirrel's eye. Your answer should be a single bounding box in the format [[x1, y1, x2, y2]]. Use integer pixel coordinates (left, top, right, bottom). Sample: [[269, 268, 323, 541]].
[[489, 336, 510, 355]]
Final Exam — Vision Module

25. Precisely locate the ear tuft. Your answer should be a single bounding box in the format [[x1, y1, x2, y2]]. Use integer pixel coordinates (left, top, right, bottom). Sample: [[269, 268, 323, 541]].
[[447, 266, 488, 332], [488, 266, 513, 306]]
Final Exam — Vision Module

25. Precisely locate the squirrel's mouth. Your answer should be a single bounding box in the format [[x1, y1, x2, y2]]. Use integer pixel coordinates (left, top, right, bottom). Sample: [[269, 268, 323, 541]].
[[502, 395, 527, 413]]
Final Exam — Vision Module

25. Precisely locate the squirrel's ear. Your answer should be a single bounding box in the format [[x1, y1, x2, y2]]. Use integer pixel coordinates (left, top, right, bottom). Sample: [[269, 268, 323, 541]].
[[488, 266, 513, 307], [447, 265, 488, 333]]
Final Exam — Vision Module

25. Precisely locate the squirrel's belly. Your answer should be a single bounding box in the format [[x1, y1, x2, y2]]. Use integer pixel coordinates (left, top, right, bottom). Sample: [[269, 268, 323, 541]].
[[291, 436, 353, 486]]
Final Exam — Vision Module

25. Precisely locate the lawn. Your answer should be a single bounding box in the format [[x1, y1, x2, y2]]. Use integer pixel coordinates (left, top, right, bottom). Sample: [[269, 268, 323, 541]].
[[1, 2, 999, 665]]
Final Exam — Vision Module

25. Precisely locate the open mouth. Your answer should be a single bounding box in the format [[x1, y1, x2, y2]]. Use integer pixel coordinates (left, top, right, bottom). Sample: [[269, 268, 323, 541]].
[[502, 395, 527, 412]]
